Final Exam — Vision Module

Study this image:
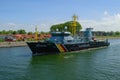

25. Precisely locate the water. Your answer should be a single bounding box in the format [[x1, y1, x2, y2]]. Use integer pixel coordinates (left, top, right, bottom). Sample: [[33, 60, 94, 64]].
[[0, 39, 120, 80]]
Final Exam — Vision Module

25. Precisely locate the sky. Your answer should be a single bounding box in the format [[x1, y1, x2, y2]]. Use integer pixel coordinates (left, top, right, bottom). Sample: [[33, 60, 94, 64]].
[[0, 0, 120, 32]]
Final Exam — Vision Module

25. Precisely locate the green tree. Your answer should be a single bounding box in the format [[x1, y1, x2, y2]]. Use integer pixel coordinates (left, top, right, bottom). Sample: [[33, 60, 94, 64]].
[[0, 31, 2, 34], [50, 21, 82, 33], [115, 31, 120, 36], [17, 29, 26, 34], [27, 32, 33, 35], [12, 31, 17, 34], [8, 30, 14, 34], [2, 30, 8, 34], [40, 31, 46, 34]]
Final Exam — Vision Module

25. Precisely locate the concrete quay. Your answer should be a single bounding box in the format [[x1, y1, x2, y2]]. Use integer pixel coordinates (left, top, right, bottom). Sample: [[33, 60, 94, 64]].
[[0, 42, 27, 48]]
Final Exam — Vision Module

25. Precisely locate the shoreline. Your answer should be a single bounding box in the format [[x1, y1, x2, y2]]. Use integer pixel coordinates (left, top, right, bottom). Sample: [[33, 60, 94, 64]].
[[0, 37, 120, 48], [96, 36, 120, 40], [0, 41, 27, 48]]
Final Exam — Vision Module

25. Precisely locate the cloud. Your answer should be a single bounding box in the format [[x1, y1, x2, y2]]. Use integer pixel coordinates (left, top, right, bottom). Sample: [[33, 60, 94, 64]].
[[7, 23, 17, 27], [104, 11, 109, 16], [80, 12, 120, 31], [0, 22, 52, 32], [0, 12, 120, 32], [0, 23, 32, 31], [37, 24, 50, 32]]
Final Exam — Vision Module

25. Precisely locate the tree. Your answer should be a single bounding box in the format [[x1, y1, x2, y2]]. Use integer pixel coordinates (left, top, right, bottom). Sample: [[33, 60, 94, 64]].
[[17, 29, 26, 34], [115, 31, 120, 36], [50, 21, 82, 33], [40, 31, 46, 34], [0, 31, 2, 34], [8, 30, 14, 34], [2, 30, 8, 34], [12, 31, 17, 34], [27, 32, 33, 35]]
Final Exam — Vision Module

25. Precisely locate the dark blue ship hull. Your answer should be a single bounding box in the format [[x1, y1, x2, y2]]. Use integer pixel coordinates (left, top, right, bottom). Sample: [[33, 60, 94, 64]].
[[27, 41, 110, 55]]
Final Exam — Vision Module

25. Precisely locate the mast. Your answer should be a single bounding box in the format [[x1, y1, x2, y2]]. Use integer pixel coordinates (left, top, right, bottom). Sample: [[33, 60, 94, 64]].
[[72, 14, 78, 36], [35, 26, 38, 41]]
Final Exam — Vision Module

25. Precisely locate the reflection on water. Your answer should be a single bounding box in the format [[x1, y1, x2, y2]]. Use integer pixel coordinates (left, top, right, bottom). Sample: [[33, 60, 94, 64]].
[[0, 39, 120, 80]]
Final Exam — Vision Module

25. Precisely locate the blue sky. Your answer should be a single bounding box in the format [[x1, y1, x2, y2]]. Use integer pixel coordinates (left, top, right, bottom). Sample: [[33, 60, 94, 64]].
[[0, 0, 120, 32]]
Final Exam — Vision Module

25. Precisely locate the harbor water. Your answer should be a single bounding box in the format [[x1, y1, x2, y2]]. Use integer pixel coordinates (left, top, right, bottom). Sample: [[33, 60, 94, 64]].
[[0, 39, 120, 80]]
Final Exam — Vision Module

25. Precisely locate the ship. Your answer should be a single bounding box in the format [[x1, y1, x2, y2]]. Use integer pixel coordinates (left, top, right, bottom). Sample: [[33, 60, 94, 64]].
[[27, 15, 110, 55]]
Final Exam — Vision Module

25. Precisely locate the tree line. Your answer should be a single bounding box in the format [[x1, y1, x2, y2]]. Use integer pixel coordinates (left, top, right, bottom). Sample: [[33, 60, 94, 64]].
[[0, 29, 27, 35], [0, 29, 49, 35], [93, 31, 120, 36], [0, 29, 120, 36]]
